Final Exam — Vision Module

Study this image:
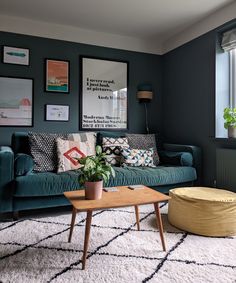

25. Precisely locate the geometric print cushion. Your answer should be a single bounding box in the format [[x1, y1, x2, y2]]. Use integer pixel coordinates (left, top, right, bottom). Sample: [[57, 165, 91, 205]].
[[126, 133, 160, 166], [102, 137, 129, 166], [68, 132, 97, 156], [28, 132, 68, 172], [121, 147, 156, 167], [56, 138, 90, 173]]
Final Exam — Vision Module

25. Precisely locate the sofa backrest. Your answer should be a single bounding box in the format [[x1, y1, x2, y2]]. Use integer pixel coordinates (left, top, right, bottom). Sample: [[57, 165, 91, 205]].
[[11, 132, 30, 155]]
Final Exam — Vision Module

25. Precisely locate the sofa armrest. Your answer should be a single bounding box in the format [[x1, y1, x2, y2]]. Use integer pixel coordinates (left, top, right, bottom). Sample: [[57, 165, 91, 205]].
[[159, 150, 193, 167], [163, 143, 202, 184], [0, 146, 14, 213]]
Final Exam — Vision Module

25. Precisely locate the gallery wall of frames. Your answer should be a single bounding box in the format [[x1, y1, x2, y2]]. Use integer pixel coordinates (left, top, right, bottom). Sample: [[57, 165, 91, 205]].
[[0, 31, 162, 145]]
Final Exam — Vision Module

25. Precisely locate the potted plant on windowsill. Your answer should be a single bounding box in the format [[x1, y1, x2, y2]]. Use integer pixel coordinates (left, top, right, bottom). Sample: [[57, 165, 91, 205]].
[[77, 145, 115, 200], [224, 107, 236, 138]]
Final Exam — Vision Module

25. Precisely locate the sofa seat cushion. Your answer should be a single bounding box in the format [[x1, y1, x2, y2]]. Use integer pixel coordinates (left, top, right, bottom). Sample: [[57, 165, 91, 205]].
[[14, 166, 197, 197], [15, 171, 81, 197], [108, 166, 196, 187]]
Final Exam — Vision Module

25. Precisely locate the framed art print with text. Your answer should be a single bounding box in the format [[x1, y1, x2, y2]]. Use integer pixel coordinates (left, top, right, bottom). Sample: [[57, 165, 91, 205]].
[[80, 56, 128, 130]]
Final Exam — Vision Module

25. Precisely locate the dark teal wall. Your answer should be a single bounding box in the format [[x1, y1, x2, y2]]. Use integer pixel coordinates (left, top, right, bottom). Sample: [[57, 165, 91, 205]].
[[3, 24, 236, 186], [163, 25, 236, 186], [0, 31, 162, 145]]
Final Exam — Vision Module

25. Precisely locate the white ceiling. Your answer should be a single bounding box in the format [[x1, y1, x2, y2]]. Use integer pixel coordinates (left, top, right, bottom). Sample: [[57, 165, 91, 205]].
[[0, 0, 234, 40], [0, 0, 235, 54]]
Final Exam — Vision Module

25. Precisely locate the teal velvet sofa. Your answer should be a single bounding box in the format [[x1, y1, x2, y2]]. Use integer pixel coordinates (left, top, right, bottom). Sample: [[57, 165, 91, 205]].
[[0, 132, 201, 218]]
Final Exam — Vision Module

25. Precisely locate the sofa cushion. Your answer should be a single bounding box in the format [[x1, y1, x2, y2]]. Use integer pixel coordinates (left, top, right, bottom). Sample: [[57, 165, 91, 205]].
[[29, 132, 68, 172], [97, 131, 126, 146], [29, 132, 97, 172], [102, 137, 129, 166], [57, 139, 88, 172], [14, 153, 34, 176], [14, 166, 197, 197], [159, 151, 193, 167], [121, 148, 155, 167], [126, 134, 160, 166]]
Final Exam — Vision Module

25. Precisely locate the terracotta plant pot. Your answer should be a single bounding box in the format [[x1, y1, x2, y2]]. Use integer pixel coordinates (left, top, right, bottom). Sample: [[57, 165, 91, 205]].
[[228, 126, 236, 138], [85, 180, 103, 200]]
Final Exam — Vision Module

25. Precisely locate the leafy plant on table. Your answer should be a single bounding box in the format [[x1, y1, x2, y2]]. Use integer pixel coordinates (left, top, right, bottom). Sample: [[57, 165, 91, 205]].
[[223, 107, 236, 129], [77, 145, 115, 186]]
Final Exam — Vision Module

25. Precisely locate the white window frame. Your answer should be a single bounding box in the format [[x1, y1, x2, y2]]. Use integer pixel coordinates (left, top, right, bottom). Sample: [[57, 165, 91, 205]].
[[229, 49, 236, 108]]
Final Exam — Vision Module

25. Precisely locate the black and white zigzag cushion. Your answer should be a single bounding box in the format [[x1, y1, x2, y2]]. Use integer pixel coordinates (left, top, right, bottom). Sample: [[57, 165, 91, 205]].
[[29, 132, 68, 172], [102, 137, 129, 166]]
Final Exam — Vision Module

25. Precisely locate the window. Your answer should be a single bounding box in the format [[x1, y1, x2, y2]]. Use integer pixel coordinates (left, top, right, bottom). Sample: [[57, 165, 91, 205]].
[[215, 28, 236, 138], [229, 49, 236, 108]]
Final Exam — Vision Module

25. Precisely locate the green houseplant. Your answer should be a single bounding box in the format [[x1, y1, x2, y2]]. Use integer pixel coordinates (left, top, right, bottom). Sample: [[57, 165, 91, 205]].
[[223, 107, 236, 138], [77, 145, 115, 200]]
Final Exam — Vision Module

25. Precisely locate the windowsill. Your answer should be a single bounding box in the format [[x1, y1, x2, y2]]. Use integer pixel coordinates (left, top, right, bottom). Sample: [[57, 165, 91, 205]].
[[213, 137, 236, 141]]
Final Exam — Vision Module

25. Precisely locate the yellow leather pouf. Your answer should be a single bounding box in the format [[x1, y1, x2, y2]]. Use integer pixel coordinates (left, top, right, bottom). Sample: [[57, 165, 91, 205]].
[[168, 187, 236, 236]]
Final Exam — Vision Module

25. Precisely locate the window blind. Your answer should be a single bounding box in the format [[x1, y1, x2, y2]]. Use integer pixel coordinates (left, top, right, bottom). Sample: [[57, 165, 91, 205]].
[[221, 28, 236, 52]]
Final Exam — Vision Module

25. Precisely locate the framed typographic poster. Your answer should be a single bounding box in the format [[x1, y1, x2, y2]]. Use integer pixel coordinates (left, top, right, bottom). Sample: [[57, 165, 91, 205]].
[[45, 59, 70, 93], [80, 56, 128, 130], [0, 76, 33, 126]]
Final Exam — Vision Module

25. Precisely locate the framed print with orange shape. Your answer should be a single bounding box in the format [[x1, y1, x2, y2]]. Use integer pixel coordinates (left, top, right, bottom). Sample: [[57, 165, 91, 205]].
[[45, 59, 70, 93]]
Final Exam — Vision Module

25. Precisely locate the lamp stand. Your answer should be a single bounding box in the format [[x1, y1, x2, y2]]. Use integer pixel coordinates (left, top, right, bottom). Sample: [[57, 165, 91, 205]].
[[144, 102, 150, 134]]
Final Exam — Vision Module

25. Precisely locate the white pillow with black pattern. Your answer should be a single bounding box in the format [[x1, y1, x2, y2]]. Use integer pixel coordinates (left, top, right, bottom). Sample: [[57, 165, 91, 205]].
[[121, 148, 156, 167], [29, 132, 68, 172], [126, 134, 160, 165], [102, 137, 129, 166]]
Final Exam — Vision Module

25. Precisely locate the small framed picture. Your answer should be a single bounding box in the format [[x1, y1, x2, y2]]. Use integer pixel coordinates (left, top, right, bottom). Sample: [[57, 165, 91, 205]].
[[45, 104, 69, 121], [45, 59, 70, 93], [3, 46, 30, 66]]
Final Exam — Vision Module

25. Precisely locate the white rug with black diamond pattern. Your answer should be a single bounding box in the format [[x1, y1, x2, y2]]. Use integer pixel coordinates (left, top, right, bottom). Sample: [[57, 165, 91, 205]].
[[0, 203, 236, 283]]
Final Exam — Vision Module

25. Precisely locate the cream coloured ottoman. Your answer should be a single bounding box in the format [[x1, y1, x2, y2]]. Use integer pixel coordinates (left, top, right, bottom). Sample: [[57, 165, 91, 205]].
[[168, 187, 236, 236]]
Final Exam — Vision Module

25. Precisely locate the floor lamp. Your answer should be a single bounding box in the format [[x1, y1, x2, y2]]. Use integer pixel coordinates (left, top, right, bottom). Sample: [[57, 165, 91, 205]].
[[137, 90, 153, 134]]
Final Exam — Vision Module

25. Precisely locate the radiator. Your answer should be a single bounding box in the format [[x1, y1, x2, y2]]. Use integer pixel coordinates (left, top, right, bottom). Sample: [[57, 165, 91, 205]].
[[216, 148, 236, 192]]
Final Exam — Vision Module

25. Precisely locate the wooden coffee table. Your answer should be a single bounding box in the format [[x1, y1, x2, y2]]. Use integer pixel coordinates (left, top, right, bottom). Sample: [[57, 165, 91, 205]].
[[64, 186, 170, 270]]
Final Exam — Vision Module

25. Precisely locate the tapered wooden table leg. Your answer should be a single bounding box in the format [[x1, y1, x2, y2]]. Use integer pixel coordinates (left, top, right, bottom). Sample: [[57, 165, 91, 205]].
[[134, 205, 140, 231], [154, 202, 166, 251], [68, 207, 77, 243], [82, 210, 93, 270]]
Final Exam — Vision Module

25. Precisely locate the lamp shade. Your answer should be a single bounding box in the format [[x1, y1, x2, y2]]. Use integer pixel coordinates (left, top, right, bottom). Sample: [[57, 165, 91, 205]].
[[137, 91, 153, 100]]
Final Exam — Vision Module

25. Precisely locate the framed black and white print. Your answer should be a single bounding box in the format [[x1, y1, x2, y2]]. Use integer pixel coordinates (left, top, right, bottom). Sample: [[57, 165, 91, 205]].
[[3, 46, 30, 65], [0, 76, 33, 126], [80, 56, 128, 130], [45, 104, 69, 121]]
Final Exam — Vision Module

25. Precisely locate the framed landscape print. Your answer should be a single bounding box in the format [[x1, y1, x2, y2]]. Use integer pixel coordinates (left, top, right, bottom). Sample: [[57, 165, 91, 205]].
[[45, 59, 69, 93], [45, 104, 69, 121], [0, 76, 33, 126], [80, 56, 128, 130], [3, 46, 30, 65]]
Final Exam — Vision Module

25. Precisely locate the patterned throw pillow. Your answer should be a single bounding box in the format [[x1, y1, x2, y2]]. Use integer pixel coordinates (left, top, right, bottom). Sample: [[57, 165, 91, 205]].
[[102, 137, 129, 166], [121, 148, 156, 167], [29, 132, 68, 172], [29, 132, 97, 172], [57, 138, 91, 173], [126, 134, 160, 165], [56, 132, 96, 173], [68, 132, 97, 156]]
